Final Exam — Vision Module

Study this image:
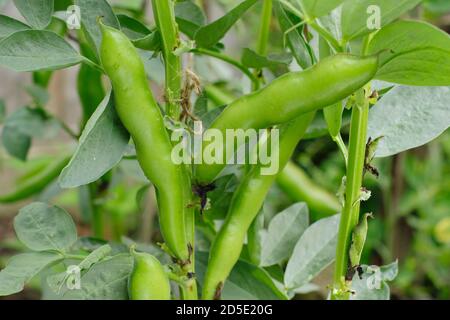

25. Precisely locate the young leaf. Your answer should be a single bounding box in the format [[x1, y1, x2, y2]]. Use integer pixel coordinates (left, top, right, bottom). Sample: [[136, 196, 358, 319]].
[[260, 203, 309, 267], [241, 48, 292, 68], [274, 2, 313, 69], [194, 0, 258, 48], [0, 30, 83, 72], [367, 20, 450, 86], [341, 0, 422, 41], [300, 0, 346, 19], [14, 202, 78, 252], [368, 86, 450, 157], [0, 15, 30, 39], [59, 91, 130, 188], [75, 0, 120, 53], [0, 252, 63, 296], [284, 214, 340, 289], [62, 254, 133, 300], [13, 0, 54, 29]]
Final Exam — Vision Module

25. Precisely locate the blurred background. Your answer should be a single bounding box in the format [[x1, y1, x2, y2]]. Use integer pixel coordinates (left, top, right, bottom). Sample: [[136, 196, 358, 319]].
[[0, 0, 449, 300]]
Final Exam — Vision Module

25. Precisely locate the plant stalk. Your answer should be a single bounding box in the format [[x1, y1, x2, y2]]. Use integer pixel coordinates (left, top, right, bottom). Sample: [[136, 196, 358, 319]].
[[331, 88, 369, 300], [253, 0, 273, 89], [151, 0, 182, 119]]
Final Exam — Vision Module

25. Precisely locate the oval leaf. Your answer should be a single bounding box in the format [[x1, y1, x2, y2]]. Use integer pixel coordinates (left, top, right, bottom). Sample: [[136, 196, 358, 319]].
[[0, 252, 63, 296], [260, 203, 310, 267], [368, 20, 450, 86], [0, 15, 30, 39], [62, 254, 133, 300], [368, 86, 450, 157], [284, 214, 340, 289], [14, 202, 77, 251], [13, 0, 54, 29], [0, 30, 83, 71], [59, 91, 130, 188]]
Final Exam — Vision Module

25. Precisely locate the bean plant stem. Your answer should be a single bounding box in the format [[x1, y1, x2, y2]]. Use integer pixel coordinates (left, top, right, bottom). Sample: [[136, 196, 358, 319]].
[[151, 0, 182, 119], [192, 48, 260, 88], [253, 0, 273, 89], [332, 88, 369, 300]]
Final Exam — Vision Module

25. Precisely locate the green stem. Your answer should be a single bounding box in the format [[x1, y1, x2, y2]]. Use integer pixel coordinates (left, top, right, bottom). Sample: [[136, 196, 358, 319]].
[[152, 0, 182, 119], [256, 0, 272, 55], [253, 0, 273, 90], [331, 88, 369, 300], [192, 48, 260, 88]]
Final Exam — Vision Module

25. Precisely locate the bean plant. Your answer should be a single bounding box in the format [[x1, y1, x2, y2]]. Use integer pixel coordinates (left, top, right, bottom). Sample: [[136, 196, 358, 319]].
[[0, 0, 449, 300]]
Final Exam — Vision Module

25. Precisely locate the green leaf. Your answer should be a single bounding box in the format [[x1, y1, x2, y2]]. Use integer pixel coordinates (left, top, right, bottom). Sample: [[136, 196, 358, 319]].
[[241, 48, 292, 68], [368, 86, 450, 157], [0, 15, 30, 39], [175, 0, 206, 39], [274, 2, 312, 69], [75, 0, 119, 53], [59, 91, 129, 188], [350, 261, 398, 300], [341, 0, 422, 41], [367, 20, 450, 86], [196, 252, 287, 300], [300, 0, 346, 18], [1, 126, 30, 160], [132, 31, 162, 52], [377, 48, 450, 86], [0, 30, 83, 72], [116, 14, 151, 40], [260, 203, 309, 267], [14, 202, 78, 251], [194, 0, 258, 48], [284, 214, 340, 289], [62, 254, 133, 300], [0, 252, 63, 296], [369, 21, 450, 58], [59, 91, 130, 188], [2, 106, 59, 139], [13, 0, 54, 29]]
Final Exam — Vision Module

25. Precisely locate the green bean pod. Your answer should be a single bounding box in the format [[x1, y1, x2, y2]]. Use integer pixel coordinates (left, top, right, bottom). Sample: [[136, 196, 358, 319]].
[[0, 156, 70, 203], [99, 23, 190, 262], [202, 112, 316, 300], [195, 54, 378, 184], [276, 161, 341, 217], [128, 249, 171, 300]]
